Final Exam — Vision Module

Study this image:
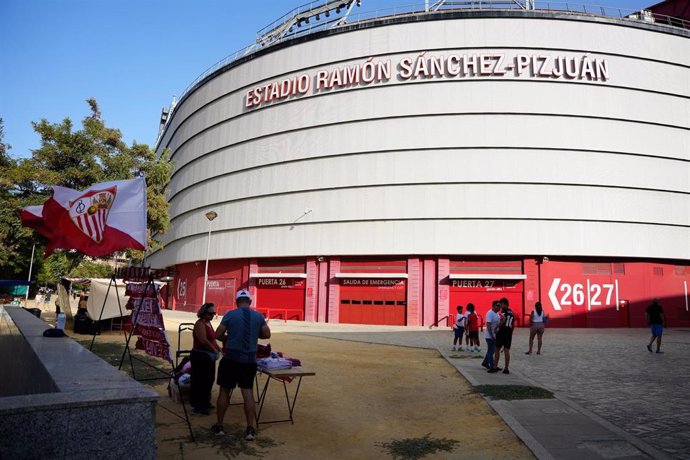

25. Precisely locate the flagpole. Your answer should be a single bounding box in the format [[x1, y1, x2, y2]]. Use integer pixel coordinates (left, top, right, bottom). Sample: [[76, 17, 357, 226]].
[[201, 211, 218, 305], [24, 243, 36, 307]]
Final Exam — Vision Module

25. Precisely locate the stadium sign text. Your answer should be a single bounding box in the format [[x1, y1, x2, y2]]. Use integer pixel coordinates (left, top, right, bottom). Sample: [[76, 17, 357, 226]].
[[245, 52, 610, 109]]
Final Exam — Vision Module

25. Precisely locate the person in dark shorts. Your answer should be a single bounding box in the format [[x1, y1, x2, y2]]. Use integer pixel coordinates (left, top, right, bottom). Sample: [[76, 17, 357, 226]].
[[452, 305, 466, 351], [212, 289, 271, 440], [645, 298, 664, 353], [489, 298, 515, 374], [466, 304, 480, 352]]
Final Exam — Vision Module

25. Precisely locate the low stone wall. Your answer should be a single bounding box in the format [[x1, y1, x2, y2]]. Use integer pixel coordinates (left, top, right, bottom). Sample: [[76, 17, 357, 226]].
[[0, 306, 159, 459]]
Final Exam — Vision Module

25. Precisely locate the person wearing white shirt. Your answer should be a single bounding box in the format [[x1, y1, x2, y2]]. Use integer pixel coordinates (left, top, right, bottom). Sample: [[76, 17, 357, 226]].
[[526, 301, 547, 355], [452, 305, 466, 351], [481, 300, 501, 370]]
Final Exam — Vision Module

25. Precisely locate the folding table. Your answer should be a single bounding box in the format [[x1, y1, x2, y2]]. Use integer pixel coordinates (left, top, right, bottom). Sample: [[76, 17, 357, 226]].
[[255, 367, 315, 425]]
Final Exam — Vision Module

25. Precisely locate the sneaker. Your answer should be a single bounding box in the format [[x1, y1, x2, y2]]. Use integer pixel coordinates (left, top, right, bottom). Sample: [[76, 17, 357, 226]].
[[487, 368, 500, 373], [458, 347, 463, 351], [244, 426, 256, 441], [502, 369, 510, 374], [451, 346, 456, 351], [211, 424, 225, 436], [656, 350, 664, 354], [646, 345, 653, 353], [476, 348, 482, 353], [525, 351, 532, 355]]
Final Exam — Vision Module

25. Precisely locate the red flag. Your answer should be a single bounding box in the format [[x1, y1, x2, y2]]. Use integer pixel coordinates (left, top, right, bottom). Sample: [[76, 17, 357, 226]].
[[19, 205, 53, 239], [21, 178, 148, 257]]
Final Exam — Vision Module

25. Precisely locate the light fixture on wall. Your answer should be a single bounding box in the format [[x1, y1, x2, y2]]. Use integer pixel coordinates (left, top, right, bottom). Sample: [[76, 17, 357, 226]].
[[290, 208, 313, 230]]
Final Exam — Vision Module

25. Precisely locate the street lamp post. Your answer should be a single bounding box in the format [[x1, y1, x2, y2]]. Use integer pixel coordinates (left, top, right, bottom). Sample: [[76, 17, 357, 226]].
[[24, 243, 36, 307], [201, 211, 218, 305]]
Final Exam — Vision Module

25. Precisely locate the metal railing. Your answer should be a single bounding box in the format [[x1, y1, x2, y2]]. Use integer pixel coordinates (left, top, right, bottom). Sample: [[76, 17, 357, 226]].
[[156, 1, 688, 148]]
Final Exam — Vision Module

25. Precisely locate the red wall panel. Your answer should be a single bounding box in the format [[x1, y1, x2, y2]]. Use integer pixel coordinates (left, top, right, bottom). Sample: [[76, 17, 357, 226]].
[[539, 260, 690, 328]]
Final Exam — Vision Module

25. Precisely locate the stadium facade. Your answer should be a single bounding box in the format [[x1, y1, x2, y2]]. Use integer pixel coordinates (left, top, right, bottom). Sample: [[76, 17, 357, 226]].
[[150, 1, 690, 328]]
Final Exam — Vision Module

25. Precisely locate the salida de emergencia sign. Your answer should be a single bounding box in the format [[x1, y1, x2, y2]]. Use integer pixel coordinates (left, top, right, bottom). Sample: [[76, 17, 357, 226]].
[[245, 52, 610, 109]]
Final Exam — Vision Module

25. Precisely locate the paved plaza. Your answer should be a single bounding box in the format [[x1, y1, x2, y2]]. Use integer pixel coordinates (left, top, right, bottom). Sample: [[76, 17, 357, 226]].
[[259, 321, 689, 459]]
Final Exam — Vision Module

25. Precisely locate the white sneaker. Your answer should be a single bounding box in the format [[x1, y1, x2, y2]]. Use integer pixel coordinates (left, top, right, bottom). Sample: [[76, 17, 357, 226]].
[[451, 346, 456, 351], [458, 346, 463, 351], [477, 348, 482, 353]]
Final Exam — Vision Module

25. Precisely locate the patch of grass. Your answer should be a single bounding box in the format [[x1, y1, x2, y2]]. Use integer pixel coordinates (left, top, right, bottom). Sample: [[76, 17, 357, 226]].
[[475, 384, 554, 400], [190, 424, 278, 459], [378, 434, 459, 460]]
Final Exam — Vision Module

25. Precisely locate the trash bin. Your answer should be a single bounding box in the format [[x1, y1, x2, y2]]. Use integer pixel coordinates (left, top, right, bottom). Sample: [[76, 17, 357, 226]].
[[25, 308, 42, 318]]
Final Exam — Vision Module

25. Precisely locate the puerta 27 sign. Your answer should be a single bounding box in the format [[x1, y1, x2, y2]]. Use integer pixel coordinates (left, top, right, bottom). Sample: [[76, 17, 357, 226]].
[[125, 274, 173, 363]]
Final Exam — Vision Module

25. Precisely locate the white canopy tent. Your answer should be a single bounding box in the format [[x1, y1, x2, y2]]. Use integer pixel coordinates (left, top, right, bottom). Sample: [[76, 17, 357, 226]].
[[86, 278, 130, 320], [64, 277, 165, 321]]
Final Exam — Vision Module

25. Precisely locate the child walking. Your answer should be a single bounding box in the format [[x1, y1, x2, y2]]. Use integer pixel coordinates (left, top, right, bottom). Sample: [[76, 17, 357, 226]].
[[466, 304, 481, 352], [452, 305, 466, 351]]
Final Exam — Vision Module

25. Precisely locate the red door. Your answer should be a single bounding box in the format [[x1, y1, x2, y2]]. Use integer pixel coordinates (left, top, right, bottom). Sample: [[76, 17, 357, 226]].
[[449, 279, 524, 328], [255, 278, 305, 321], [339, 279, 406, 325]]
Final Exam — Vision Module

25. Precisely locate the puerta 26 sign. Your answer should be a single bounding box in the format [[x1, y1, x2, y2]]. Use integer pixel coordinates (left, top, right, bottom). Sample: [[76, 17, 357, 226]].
[[245, 52, 610, 109]]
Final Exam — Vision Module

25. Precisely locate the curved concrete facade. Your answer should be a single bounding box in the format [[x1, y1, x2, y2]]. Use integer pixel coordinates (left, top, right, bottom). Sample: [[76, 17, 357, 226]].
[[149, 10, 690, 329], [150, 11, 690, 269]]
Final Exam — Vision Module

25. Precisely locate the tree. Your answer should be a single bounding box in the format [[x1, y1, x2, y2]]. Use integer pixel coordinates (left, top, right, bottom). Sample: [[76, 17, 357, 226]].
[[68, 259, 114, 280], [0, 118, 39, 280], [0, 100, 172, 282]]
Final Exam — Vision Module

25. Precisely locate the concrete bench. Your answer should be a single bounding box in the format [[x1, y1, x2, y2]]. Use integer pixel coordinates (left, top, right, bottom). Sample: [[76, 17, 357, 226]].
[[0, 306, 159, 459]]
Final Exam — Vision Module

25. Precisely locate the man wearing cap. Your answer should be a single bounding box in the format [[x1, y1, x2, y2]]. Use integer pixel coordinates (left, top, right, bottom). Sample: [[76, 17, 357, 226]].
[[212, 289, 271, 440]]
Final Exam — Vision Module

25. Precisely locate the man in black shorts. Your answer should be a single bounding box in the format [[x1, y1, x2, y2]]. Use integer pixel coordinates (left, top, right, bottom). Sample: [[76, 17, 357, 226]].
[[489, 298, 515, 374], [213, 289, 271, 440]]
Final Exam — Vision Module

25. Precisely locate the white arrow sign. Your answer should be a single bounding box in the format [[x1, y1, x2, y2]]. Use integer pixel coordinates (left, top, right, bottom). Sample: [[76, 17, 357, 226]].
[[549, 278, 562, 311]]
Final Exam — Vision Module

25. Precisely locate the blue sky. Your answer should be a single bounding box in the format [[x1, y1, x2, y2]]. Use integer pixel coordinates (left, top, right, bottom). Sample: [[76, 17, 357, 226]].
[[0, 0, 652, 159]]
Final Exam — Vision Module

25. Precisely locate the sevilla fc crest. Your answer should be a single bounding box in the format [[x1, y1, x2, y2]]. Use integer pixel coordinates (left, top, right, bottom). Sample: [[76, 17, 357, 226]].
[[68, 187, 116, 244]]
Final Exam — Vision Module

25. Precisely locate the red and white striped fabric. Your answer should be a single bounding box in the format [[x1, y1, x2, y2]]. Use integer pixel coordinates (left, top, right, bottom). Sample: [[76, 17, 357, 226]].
[[20, 178, 147, 257]]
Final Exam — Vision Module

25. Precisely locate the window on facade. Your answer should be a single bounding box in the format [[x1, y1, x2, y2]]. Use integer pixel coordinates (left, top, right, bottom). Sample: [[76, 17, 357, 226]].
[[582, 263, 612, 275]]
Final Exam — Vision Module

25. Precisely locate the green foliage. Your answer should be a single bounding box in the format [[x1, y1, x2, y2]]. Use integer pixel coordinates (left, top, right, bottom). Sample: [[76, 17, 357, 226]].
[[0, 100, 173, 278], [474, 384, 554, 400], [0, 118, 39, 279], [378, 434, 459, 460], [69, 259, 114, 279], [36, 252, 72, 287]]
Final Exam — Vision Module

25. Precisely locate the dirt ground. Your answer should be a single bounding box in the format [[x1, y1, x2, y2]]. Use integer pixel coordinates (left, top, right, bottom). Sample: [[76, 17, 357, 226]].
[[38, 304, 532, 459], [80, 325, 532, 460]]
